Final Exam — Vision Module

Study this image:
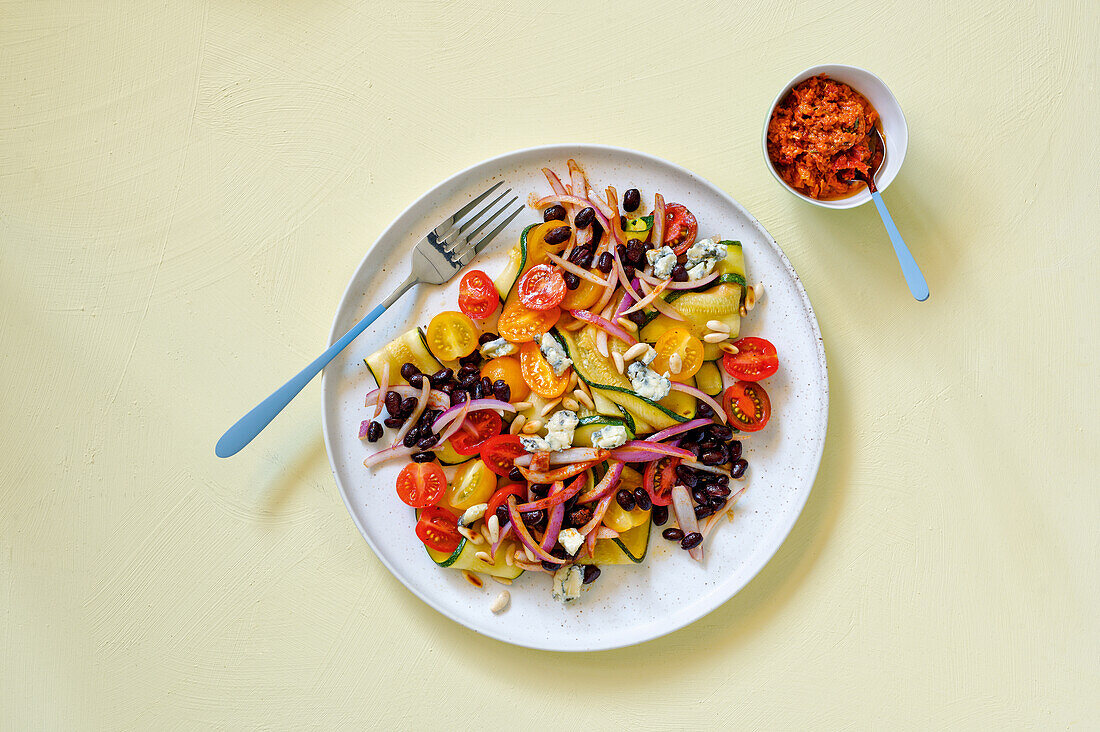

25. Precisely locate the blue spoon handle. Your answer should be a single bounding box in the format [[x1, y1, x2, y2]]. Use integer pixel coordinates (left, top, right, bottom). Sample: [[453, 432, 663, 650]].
[[215, 274, 418, 458], [871, 191, 929, 302]]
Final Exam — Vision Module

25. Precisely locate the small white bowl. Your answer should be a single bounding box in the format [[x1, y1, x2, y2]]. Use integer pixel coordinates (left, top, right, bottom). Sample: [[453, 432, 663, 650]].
[[762, 64, 908, 209]]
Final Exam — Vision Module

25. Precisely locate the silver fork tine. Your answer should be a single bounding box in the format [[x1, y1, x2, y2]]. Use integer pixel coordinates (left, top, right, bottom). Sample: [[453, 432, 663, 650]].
[[453, 195, 519, 255], [442, 188, 513, 252], [455, 204, 524, 265], [433, 181, 504, 238]]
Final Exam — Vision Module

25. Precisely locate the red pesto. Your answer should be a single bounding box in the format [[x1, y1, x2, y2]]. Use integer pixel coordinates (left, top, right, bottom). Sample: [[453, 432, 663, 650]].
[[767, 75, 880, 200]]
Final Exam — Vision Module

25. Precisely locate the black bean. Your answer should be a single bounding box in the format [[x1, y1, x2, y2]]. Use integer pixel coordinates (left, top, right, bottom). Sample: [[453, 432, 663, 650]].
[[450, 389, 468, 406], [530, 484, 549, 499], [416, 434, 438, 450], [699, 438, 720, 451], [366, 421, 383, 442], [727, 440, 742, 462], [619, 215, 627, 229], [695, 402, 714, 419], [670, 264, 689, 282], [398, 397, 417, 417], [480, 376, 493, 395], [694, 504, 714, 520], [706, 483, 731, 498], [411, 451, 435, 463], [407, 373, 425, 388], [623, 188, 641, 212], [692, 488, 709, 505], [615, 243, 628, 263], [495, 505, 510, 527], [563, 272, 580, 290], [544, 226, 571, 245], [429, 368, 453, 388], [626, 239, 646, 267], [710, 424, 734, 441], [508, 466, 523, 482], [574, 206, 595, 228], [731, 459, 748, 479], [591, 220, 604, 246], [402, 431, 419, 448], [708, 496, 727, 511], [622, 264, 635, 281], [662, 528, 685, 542], [472, 381, 483, 399], [418, 409, 438, 428], [384, 391, 402, 415], [652, 504, 669, 526], [543, 205, 567, 222], [459, 352, 482, 368], [701, 449, 727, 466], [582, 564, 601, 584], [680, 532, 703, 550], [523, 509, 547, 532], [627, 310, 647, 326], [615, 489, 636, 511], [566, 504, 593, 528], [568, 244, 591, 266], [383, 416, 404, 428], [633, 488, 651, 511], [492, 379, 511, 402], [457, 365, 479, 386], [675, 465, 698, 488], [478, 331, 499, 345], [596, 252, 614, 274], [399, 362, 421, 382]]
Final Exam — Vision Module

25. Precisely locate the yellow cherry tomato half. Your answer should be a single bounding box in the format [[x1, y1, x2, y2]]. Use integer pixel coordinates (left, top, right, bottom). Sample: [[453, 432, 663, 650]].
[[650, 327, 704, 381], [497, 300, 560, 343], [446, 459, 498, 510], [560, 269, 604, 311], [480, 355, 529, 402], [519, 341, 571, 399], [426, 311, 479, 361]]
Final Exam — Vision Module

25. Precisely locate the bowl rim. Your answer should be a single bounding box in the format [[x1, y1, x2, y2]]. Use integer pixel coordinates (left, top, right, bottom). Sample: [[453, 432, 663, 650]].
[[761, 63, 908, 210]]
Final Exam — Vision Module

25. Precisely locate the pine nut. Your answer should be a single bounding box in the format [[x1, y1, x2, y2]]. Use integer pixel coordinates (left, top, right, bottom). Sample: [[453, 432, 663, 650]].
[[752, 282, 765, 302], [596, 330, 609, 358], [475, 551, 494, 565], [523, 545, 536, 563], [479, 523, 493, 544], [703, 332, 728, 344], [743, 285, 756, 311], [539, 398, 561, 416], [561, 397, 579, 411], [487, 514, 500, 545], [668, 352, 682, 374], [567, 370, 578, 390], [509, 414, 527, 435], [706, 319, 731, 333], [522, 419, 542, 434], [457, 526, 484, 544], [623, 342, 650, 362], [739, 304, 748, 317], [611, 351, 625, 374], [719, 343, 740, 355], [573, 389, 595, 411], [617, 317, 638, 332], [490, 590, 511, 614], [462, 571, 483, 588], [491, 576, 513, 586], [513, 401, 533, 411], [504, 546, 515, 566]]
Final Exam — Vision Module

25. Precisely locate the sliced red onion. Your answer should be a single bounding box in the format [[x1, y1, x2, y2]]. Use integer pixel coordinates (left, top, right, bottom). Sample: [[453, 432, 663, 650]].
[[646, 418, 713, 443], [684, 460, 733, 478], [577, 461, 624, 503], [568, 159, 593, 203], [568, 309, 638, 346], [614, 440, 693, 459], [652, 193, 666, 251], [546, 252, 610, 286], [670, 382, 727, 423], [594, 527, 620, 540], [513, 447, 607, 468], [374, 362, 390, 418], [517, 460, 597, 484], [579, 492, 615, 535], [432, 398, 515, 433], [506, 497, 565, 564], [636, 270, 719, 290], [622, 279, 671, 315], [542, 167, 567, 197], [614, 246, 685, 322], [670, 485, 703, 561], [515, 474, 587, 511], [540, 483, 565, 553], [604, 449, 667, 462], [612, 290, 634, 321], [363, 444, 418, 468], [437, 401, 470, 443], [490, 521, 513, 558], [390, 379, 430, 448], [591, 265, 620, 314], [363, 385, 449, 410], [358, 420, 371, 440]]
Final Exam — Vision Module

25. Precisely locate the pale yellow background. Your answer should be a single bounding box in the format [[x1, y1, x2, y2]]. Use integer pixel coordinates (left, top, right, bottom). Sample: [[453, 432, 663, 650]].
[[2, 0, 1097, 729]]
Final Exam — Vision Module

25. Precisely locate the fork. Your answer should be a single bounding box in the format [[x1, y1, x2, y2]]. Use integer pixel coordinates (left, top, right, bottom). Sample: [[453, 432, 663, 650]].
[[215, 181, 523, 458]]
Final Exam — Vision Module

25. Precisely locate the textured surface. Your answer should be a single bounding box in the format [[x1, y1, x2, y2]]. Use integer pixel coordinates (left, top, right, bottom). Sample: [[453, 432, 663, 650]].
[[2, 0, 1097, 729]]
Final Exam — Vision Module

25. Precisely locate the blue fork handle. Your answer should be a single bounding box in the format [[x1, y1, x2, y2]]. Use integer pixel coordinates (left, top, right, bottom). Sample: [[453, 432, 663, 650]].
[[215, 274, 417, 458], [871, 191, 929, 302]]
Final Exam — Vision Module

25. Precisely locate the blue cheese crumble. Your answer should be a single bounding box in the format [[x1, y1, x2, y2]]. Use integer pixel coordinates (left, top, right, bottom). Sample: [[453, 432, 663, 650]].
[[645, 245, 677, 279], [591, 424, 629, 450], [558, 528, 584, 556], [684, 238, 727, 280], [539, 333, 572, 377], [520, 410, 579, 453], [552, 564, 584, 603], [627, 361, 672, 402], [479, 336, 517, 359]]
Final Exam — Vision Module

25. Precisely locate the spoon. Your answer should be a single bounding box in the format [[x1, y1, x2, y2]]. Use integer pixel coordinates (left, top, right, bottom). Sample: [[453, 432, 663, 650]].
[[850, 127, 929, 301]]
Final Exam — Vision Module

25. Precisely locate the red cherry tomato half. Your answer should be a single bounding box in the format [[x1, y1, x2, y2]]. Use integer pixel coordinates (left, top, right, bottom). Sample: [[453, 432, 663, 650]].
[[479, 434, 527, 477], [723, 380, 772, 432], [721, 337, 779, 382], [486, 483, 527, 521], [663, 203, 698, 254], [395, 461, 447, 508], [643, 456, 681, 507], [458, 269, 498, 320], [517, 264, 567, 311], [415, 505, 462, 553], [449, 410, 503, 455]]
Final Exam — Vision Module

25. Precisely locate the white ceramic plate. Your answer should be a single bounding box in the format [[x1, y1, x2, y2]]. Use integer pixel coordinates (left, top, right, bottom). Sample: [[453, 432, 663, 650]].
[[321, 144, 828, 651]]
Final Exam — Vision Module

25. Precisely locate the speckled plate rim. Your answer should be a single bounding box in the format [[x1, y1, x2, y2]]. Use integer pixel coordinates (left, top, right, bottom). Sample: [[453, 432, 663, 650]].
[[321, 143, 828, 651]]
